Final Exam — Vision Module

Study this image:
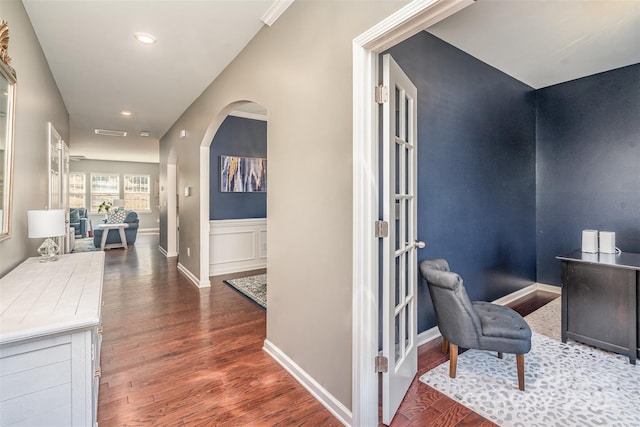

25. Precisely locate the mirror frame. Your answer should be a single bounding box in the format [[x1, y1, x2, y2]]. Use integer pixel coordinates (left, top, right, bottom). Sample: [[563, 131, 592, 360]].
[[0, 19, 17, 242]]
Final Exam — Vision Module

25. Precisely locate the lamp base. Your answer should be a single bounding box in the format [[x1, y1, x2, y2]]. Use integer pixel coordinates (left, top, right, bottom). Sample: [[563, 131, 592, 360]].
[[37, 237, 60, 262]]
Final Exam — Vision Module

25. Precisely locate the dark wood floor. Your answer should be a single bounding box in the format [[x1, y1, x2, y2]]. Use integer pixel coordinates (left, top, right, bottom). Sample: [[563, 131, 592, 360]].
[[97, 234, 340, 426], [97, 233, 558, 426]]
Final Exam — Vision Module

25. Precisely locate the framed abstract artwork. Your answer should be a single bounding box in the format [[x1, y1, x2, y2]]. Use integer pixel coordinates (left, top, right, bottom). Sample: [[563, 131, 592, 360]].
[[220, 155, 267, 192]]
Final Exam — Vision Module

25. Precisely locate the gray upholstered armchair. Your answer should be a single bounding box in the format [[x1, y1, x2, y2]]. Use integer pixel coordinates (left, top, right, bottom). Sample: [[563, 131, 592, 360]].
[[69, 208, 89, 237], [419, 259, 532, 391]]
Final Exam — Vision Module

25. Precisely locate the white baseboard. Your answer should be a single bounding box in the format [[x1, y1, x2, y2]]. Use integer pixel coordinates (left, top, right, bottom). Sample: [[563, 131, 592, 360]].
[[491, 282, 560, 306], [177, 262, 210, 288], [139, 228, 160, 233], [211, 261, 266, 275], [158, 246, 178, 258], [418, 282, 561, 347], [263, 339, 351, 427], [417, 325, 442, 347], [534, 282, 562, 294]]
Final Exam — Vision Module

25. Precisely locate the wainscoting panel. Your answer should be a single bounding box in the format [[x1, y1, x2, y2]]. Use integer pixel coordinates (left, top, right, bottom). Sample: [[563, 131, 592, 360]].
[[209, 218, 267, 275]]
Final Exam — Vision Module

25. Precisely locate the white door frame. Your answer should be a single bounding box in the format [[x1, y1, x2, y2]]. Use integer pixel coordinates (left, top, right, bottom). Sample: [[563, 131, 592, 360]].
[[351, 0, 473, 425]]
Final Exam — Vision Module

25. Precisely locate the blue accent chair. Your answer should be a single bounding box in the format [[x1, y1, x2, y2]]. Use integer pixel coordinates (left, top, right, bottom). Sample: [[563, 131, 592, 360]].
[[420, 259, 532, 391], [69, 208, 89, 237], [93, 211, 140, 248]]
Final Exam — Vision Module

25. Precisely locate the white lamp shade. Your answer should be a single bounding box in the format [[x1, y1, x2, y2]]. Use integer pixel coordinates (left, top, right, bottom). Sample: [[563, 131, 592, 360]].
[[28, 209, 66, 238], [113, 199, 125, 208]]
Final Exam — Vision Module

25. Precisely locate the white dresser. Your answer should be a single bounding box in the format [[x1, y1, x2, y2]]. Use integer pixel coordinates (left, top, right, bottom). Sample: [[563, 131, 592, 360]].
[[0, 252, 105, 426]]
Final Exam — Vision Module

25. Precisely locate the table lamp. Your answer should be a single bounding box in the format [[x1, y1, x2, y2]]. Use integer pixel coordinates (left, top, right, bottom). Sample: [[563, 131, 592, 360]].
[[28, 209, 66, 262], [113, 199, 125, 208]]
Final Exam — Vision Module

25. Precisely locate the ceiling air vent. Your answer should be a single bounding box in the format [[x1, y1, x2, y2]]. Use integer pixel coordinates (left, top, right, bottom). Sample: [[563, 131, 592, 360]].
[[95, 128, 127, 137]]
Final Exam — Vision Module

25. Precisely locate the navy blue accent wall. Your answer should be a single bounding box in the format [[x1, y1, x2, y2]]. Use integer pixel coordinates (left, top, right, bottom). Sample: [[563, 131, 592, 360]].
[[210, 115, 267, 220], [386, 32, 537, 334], [536, 64, 640, 285]]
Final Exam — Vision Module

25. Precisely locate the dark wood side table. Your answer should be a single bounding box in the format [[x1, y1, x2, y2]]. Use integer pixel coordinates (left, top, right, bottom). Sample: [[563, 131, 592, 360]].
[[557, 250, 639, 364]]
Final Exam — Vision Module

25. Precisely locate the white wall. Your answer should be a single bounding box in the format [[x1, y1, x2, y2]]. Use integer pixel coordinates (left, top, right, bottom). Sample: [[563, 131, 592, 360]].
[[0, 0, 69, 278], [159, 0, 408, 412]]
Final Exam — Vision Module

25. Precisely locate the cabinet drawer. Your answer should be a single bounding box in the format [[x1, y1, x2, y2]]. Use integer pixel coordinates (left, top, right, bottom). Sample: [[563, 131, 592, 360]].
[[0, 335, 73, 426]]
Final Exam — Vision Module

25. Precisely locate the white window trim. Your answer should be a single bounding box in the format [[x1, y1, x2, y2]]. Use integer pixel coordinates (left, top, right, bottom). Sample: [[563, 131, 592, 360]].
[[90, 172, 120, 212], [123, 174, 151, 211], [69, 172, 86, 208]]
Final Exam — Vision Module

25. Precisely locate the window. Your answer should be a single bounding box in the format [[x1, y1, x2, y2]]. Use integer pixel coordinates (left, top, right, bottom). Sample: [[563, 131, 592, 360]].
[[90, 173, 119, 212], [69, 172, 86, 208], [124, 174, 150, 211]]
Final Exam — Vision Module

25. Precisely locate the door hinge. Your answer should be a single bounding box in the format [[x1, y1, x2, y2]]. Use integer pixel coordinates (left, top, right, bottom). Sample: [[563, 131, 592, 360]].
[[375, 220, 389, 238], [375, 355, 388, 373], [375, 85, 389, 104]]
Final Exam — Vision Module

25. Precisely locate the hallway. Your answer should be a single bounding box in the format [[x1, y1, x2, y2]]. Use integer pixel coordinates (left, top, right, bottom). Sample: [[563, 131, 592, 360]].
[[97, 234, 340, 425], [96, 233, 555, 425]]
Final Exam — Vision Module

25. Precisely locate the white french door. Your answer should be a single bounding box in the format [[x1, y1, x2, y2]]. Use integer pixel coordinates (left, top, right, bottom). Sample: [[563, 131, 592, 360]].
[[48, 123, 70, 253], [381, 54, 421, 425]]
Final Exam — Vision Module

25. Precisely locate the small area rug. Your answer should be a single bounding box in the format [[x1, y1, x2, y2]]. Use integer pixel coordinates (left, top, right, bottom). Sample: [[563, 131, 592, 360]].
[[224, 274, 266, 309], [419, 297, 639, 426], [72, 237, 98, 253]]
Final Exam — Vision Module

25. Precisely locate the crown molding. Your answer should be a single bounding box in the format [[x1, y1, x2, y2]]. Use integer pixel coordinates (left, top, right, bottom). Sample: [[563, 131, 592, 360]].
[[261, 0, 295, 26]]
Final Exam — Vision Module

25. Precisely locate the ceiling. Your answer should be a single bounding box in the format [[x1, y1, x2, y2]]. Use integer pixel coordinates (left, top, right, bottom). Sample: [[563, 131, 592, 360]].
[[427, 0, 640, 89], [23, 1, 639, 164], [22, 0, 290, 164]]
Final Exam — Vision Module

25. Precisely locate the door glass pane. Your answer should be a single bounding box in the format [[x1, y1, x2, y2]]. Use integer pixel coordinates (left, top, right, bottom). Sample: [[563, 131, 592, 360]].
[[404, 199, 409, 246], [395, 86, 400, 138], [395, 313, 401, 363], [395, 142, 400, 194], [405, 302, 411, 352], [395, 256, 401, 307], [395, 200, 400, 251], [397, 253, 406, 306], [405, 96, 410, 142], [405, 146, 410, 195], [404, 251, 410, 298]]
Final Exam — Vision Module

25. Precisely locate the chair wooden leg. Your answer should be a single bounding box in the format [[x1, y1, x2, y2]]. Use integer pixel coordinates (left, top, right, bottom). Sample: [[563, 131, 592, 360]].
[[516, 353, 525, 391], [441, 337, 448, 354], [449, 343, 458, 378], [497, 352, 503, 359]]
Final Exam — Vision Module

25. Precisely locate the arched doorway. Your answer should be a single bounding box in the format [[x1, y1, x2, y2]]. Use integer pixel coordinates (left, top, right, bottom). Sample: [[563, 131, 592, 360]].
[[198, 100, 268, 288]]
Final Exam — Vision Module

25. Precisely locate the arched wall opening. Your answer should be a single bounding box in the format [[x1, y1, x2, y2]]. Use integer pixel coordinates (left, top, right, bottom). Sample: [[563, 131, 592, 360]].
[[198, 100, 268, 288]]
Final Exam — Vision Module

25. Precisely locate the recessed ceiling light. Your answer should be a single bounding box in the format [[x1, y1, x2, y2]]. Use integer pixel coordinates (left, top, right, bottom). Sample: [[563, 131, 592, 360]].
[[134, 32, 157, 45], [121, 110, 132, 116], [139, 131, 150, 137]]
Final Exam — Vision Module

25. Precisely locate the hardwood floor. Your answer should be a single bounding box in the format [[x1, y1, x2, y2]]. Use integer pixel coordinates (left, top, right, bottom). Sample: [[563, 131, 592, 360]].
[[97, 233, 558, 426], [97, 234, 340, 426]]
